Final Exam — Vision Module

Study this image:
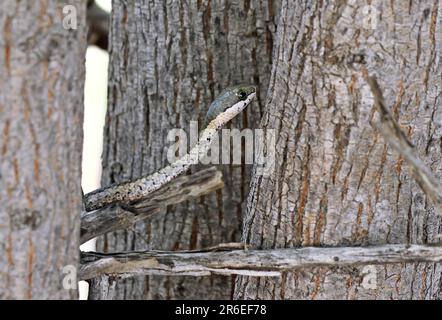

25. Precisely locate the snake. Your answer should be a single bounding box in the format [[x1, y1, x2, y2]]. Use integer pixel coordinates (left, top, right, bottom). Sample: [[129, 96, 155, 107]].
[[84, 85, 256, 212]]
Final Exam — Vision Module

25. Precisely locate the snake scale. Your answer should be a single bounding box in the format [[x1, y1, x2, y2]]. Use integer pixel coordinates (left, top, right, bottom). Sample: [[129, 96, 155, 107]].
[[84, 85, 256, 212]]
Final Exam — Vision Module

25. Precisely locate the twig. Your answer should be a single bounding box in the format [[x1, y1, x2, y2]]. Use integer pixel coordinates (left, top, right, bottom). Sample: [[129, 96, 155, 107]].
[[80, 167, 224, 243], [365, 74, 442, 216], [79, 244, 442, 280]]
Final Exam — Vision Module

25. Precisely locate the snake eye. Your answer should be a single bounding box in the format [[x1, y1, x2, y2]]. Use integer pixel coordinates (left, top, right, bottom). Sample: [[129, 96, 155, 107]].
[[237, 89, 247, 101]]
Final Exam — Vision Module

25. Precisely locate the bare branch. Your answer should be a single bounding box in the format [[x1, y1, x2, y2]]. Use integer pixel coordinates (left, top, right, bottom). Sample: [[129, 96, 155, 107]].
[[80, 167, 224, 243], [365, 74, 442, 216], [79, 244, 442, 280]]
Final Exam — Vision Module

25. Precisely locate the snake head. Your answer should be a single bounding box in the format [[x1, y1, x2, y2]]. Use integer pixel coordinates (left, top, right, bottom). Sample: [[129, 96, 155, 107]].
[[203, 85, 256, 128]]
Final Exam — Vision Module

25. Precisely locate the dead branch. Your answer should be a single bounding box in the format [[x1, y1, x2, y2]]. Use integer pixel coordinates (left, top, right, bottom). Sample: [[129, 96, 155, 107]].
[[80, 167, 224, 243], [79, 244, 442, 280], [365, 74, 442, 216]]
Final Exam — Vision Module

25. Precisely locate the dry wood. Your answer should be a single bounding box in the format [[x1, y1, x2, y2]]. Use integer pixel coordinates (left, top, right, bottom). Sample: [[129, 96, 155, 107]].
[[365, 74, 442, 216], [91, 0, 280, 300], [80, 167, 224, 243], [80, 244, 442, 280]]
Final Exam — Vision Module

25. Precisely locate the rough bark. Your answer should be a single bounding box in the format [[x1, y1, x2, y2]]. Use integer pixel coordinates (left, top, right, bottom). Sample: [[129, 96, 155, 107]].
[[235, 0, 442, 300], [87, 0, 109, 50], [90, 0, 280, 299], [81, 167, 224, 243], [0, 1, 86, 299]]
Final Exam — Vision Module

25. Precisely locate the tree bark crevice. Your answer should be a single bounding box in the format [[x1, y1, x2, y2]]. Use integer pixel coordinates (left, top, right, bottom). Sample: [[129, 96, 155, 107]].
[[236, 0, 442, 300]]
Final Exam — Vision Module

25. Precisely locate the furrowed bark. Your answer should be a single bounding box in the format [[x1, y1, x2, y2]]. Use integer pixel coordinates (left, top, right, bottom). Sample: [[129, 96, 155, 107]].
[[81, 167, 224, 243], [87, 0, 109, 50], [80, 245, 442, 280], [236, 0, 442, 300], [0, 1, 87, 299]]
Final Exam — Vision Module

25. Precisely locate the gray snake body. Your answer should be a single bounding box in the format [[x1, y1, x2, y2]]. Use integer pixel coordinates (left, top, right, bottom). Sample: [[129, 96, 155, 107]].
[[84, 85, 256, 212]]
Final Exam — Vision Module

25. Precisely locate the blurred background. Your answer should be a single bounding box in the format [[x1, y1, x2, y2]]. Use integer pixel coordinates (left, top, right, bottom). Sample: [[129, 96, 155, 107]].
[[79, 0, 111, 299]]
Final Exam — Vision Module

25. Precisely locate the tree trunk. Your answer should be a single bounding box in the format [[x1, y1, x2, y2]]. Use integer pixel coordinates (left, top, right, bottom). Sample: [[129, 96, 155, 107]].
[[90, 0, 280, 299], [235, 0, 442, 299], [0, 1, 86, 299]]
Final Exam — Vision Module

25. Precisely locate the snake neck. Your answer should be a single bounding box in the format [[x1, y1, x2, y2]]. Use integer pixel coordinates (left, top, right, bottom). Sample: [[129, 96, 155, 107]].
[[84, 91, 255, 212], [84, 125, 219, 211]]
